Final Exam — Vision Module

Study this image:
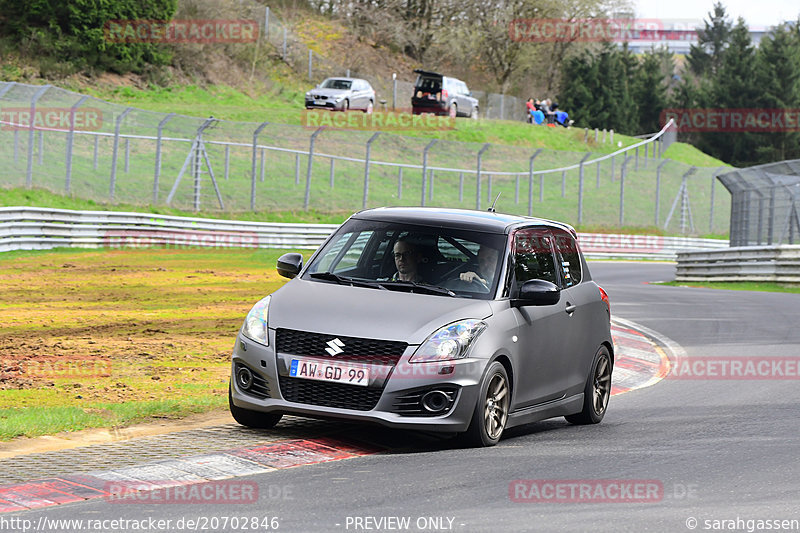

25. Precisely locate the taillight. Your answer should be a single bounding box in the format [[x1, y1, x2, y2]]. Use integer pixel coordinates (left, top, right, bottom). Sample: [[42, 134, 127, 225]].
[[598, 286, 610, 314], [441, 89, 448, 100]]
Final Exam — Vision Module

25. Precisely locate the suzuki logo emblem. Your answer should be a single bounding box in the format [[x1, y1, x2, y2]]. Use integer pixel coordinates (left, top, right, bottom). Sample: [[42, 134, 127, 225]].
[[325, 338, 345, 356]]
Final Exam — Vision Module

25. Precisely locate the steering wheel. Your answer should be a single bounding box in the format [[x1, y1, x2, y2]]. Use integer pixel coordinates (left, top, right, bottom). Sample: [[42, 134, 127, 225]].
[[437, 262, 469, 283]]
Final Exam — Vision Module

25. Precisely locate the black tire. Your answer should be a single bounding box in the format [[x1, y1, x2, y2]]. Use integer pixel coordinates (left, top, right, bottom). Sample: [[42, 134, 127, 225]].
[[229, 383, 282, 429], [342, 99, 349, 112], [364, 100, 373, 114], [462, 361, 510, 447], [449, 102, 457, 118], [565, 345, 612, 425]]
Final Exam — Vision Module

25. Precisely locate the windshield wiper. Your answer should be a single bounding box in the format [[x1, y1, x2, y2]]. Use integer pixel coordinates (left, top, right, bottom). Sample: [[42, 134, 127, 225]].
[[309, 272, 387, 290], [379, 280, 456, 297]]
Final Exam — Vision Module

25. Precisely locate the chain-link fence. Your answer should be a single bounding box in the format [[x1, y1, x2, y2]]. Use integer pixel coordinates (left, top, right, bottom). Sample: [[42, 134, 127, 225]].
[[718, 160, 800, 246], [0, 82, 730, 234]]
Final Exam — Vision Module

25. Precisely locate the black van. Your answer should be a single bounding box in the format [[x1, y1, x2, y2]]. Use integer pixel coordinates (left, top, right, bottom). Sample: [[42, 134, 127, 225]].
[[411, 70, 479, 119]]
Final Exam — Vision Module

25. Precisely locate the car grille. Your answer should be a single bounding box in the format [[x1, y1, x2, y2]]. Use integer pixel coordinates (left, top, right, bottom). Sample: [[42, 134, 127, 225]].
[[234, 362, 271, 399], [278, 376, 383, 411], [392, 387, 459, 416], [276, 328, 407, 365]]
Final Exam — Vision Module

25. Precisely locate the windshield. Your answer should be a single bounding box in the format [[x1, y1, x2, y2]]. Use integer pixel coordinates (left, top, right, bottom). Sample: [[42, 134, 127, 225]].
[[321, 79, 352, 90], [303, 219, 507, 299]]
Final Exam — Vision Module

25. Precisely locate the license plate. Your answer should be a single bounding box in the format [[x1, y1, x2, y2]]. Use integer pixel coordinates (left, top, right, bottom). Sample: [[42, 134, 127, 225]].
[[289, 358, 369, 387]]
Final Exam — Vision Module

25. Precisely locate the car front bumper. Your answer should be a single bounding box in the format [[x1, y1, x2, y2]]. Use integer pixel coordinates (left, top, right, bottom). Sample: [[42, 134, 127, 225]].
[[229, 331, 484, 433]]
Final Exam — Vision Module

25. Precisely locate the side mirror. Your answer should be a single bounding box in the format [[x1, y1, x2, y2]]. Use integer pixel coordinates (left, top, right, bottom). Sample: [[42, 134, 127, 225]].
[[277, 253, 303, 279], [512, 279, 560, 307]]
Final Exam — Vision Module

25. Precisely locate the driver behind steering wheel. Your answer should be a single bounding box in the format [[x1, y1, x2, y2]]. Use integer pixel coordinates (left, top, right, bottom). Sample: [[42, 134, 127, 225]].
[[458, 245, 499, 290]]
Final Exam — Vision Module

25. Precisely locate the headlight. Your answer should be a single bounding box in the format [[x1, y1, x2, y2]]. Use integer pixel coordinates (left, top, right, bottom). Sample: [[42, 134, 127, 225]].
[[242, 296, 270, 345], [410, 319, 487, 363]]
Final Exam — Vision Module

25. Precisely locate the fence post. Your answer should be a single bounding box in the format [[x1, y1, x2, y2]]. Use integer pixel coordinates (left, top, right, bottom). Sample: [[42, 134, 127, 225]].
[[282, 27, 287, 60], [577, 152, 592, 225], [487, 174, 492, 203], [124, 138, 130, 173], [421, 139, 437, 206], [459, 172, 464, 203], [561, 170, 566, 198], [109, 107, 132, 201], [515, 175, 520, 204], [476, 143, 490, 210], [26, 85, 50, 188], [610, 154, 615, 183], [260, 148, 266, 182], [308, 50, 313, 80], [710, 166, 726, 234], [303, 127, 324, 210], [65, 95, 89, 193], [224, 145, 230, 181], [330, 158, 336, 188], [153, 113, 175, 204], [362, 132, 381, 209], [596, 159, 601, 188], [644, 141, 649, 168], [429, 169, 435, 202], [398, 167, 403, 199], [619, 156, 632, 226], [655, 160, 668, 226], [392, 73, 397, 111], [264, 6, 270, 41], [528, 149, 542, 216], [295, 153, 300, 185], [37, 131, 44, 165], [250, 121, 268, 210], [635, 146, 639, 171]]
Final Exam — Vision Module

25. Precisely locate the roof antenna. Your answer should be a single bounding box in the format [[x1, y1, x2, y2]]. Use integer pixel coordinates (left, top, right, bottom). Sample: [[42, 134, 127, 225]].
[[488, 192, 502, 213]]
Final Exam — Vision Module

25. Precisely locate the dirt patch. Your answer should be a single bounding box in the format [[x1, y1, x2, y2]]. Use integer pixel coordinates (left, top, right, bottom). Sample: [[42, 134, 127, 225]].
[[0, 248, 292, 427]]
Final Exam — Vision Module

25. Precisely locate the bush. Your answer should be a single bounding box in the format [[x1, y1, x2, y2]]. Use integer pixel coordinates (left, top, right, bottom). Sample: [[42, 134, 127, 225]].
[[0, 0, 178, 74]]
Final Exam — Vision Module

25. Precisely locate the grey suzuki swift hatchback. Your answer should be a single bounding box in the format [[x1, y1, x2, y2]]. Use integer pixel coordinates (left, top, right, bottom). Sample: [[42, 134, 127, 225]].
[[229, 207, 612, 447]]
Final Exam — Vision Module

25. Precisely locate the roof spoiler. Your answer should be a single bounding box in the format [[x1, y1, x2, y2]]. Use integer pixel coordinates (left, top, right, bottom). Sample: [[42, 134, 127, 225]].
[[413, 69, 443, 77]]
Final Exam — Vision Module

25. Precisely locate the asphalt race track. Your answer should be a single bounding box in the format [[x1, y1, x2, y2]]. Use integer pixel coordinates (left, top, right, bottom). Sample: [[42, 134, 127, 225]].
[[7, 262, 800, 533]]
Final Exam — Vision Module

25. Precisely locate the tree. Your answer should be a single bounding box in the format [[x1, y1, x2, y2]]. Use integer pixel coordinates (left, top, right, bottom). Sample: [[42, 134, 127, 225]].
[[686, 2, 732, 77], [701, 18, 762, 165], [752, 21, 800, 162], [631, 48, 668, 134], [0, 0, 178, 74]]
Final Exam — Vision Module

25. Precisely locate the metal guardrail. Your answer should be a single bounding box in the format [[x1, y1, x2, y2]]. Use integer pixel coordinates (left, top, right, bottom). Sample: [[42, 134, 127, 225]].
[[0, 207, 727, 260], [676, 245, 800, 283]]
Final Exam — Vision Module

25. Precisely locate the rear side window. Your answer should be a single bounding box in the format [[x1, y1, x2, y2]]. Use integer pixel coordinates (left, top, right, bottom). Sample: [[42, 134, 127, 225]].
[[512, 228, 558, 285], [552, 229, 582, 287]]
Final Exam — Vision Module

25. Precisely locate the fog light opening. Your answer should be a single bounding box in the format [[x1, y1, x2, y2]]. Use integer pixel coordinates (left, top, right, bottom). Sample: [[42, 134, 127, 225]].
[[421, 390, 450, 413], [236, 366, 254, 391]]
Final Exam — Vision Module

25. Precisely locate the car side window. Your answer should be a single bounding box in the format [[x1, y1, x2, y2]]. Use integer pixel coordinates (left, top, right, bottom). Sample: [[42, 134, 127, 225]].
[[552, 229, 582, 287], [512, 228, 558, 286]]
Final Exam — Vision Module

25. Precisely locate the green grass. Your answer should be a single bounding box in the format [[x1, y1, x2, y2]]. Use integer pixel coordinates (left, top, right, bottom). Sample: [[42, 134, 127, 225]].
[[660, 281, 800, 294], [1, 81, 728, 233], [0, 397, 226, 440], [0, 247, 308, 441], [84, 83, 723, 167]]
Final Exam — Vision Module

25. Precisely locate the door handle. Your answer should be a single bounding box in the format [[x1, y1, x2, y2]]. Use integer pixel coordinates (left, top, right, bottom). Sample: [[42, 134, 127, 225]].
[[565, 302, 576, 314]]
